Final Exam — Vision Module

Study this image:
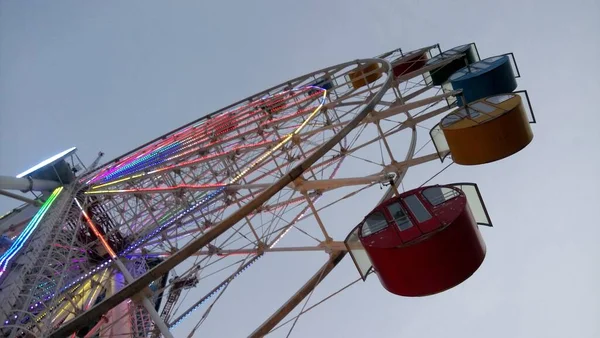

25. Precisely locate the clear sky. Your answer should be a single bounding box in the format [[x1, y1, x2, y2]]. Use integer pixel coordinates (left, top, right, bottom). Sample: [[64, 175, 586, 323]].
[[1, 1, 599, 337]]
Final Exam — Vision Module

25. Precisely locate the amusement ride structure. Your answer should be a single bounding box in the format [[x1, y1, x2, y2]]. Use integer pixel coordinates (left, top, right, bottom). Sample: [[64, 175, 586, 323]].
[[0, 42, 536, 337]]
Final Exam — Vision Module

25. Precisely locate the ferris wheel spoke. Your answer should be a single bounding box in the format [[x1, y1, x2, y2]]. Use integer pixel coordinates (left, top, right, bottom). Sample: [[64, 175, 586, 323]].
[[176, 201, 332, 320], [249, 250, 346, 338], [144, 140, 438, 253], [160, 255, 247, 323], [164, 193, 271, 251], [326, 104, 448, 163], [109, 143, 282, 246], [232, 200, 266, 245], [156, 184, 321, 258], [399, 74, 432, 93], [264, 202, 317, 244], [269, 274, 365, 336]]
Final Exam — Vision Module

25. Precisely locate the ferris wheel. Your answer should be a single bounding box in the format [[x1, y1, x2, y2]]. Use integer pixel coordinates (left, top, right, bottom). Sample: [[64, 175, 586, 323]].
[[0, 42, 536, 338]]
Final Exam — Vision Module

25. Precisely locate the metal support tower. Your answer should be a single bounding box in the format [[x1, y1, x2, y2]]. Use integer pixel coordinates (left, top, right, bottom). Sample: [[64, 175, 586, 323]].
[[0, 186, 77, 337]]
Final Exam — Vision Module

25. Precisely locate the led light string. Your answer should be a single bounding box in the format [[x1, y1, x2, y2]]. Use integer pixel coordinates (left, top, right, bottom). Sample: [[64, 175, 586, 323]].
[[74, 199, 117, 259], [84, 116, 219, 184], [100, 142, 183, 183], [169, 194, 322, 328], [85, 183, 226, 195], [88, 136, 281, 192], [169, 254, 263, 328], [88, 86, 316, 187], [87, 98, 266, 185], [90, 109, 261, 185]]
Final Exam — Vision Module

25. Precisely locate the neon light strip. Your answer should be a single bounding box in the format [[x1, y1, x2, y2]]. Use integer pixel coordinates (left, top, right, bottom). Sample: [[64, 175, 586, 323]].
[[90, 110, 266, 186], [113, 109, 260, 177], [119, 188, 224, 255], [118, 88, 322, 252], [59, 261, 112, 294], [88, 137, 279, 191], [53, 279, 93, 323], [85, 122, 207, 184], [91, 173, 146, 190], [88, 89, 308, 189], [88, 87, 314, 187], [9, 271, 100, 326], [17, 148, 76, 178], [96, 142, 182, 184], [0, 187, 63, 278], [117, 111, 226, 162], [103, 142, 182, 179], [74, 199, 118, 258], [86, 137, 183, 184], [86, 105, 258, 184]]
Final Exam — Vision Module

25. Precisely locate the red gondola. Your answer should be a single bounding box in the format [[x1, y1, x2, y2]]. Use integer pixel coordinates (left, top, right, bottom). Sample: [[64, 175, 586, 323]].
[[345, 183, 492, 297], [390, 49, 429, 78]]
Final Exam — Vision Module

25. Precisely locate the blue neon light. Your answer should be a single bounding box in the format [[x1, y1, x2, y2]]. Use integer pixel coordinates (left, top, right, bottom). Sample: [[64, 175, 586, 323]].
[[0, 187, 63, 278]]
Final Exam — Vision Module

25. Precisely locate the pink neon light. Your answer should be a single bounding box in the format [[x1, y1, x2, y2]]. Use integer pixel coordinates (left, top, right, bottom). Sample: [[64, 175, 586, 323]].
[[154, 116, 269, 167], [259, 90, 322, 117], [120, 107, 263, 172], [89, 86, 319, 185], [147, 138, 279, 176]]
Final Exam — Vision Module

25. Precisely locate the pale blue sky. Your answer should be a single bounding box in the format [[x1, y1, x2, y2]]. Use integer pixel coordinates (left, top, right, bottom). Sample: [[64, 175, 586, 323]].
[[1, 1, 599, 337]]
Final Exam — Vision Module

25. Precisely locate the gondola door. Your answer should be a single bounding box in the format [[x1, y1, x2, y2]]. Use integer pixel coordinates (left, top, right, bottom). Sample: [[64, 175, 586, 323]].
[[383, 200, 422, 243], [401, 193, 439, 234]]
